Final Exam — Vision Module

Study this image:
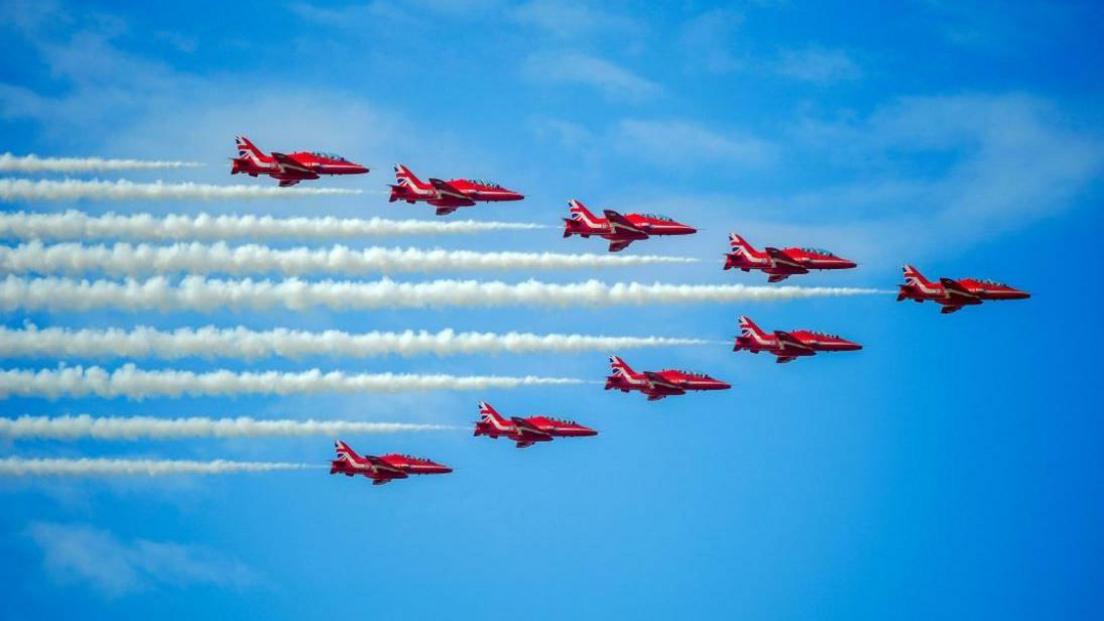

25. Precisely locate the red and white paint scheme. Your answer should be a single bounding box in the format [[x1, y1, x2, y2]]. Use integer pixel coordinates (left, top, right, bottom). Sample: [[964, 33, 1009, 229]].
[[897, 265, 1030, 314], [724, 233, 857, 282], [734, 315, 862, 364], [388, 164, 524, 216], [605, 355, 730, 401], [230, 136, 369, 187], [473, 401, 597, 449], [329, 440, 452, 486], [562, 199, 697, 252]]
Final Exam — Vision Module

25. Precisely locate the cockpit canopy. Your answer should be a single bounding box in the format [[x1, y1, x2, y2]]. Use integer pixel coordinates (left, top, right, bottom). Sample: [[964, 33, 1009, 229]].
[[800, 247, 836, 256], [642, 213, 673, 222], [311, 151, 348, 162], [975, 278, 1008, 287], [467, 179, 502, 188]]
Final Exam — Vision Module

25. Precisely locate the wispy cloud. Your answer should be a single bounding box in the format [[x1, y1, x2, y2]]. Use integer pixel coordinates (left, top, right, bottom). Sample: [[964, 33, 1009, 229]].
[[511, 1, 642, 40], [27, 522, 258, 597], [0, 179, 362, 202], [0, 364, 585, 400], [0, 415, 453, 440], [0, 210, 546, 242], [0, 241, 697, 277], [0, 324, 710, 360], [614, 119, 777, 168], [523, 51, 661, 102], [0, 275, 885, 313], [678, 9, 744, 73], [775, 47, 861, 84]]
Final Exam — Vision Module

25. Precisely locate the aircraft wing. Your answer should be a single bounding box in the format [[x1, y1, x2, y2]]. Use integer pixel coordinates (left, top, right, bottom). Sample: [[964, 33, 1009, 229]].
[[940, 278, 980, 303], [643, 371, 685, 394], [510, 417, 552, 440], [271, 151, 315, 176], [765, 247, 807, 273], [608, 239, 635, 252], [364, 455, 405, 476], [429, 178, 476, 205], [602, 210, 649, 240], [773, 330, 815, 356]]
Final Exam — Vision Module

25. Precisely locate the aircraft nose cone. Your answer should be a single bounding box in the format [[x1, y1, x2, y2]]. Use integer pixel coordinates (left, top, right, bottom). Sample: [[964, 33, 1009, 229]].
[[845, 341, 863, 351], [682, 226, 698, 234], [1014, 290, 1031, 299], [841, 259, 858, 269], [580, 426, 598, 436], [714, 380, 732, 390], [438, 465, 453, 474]]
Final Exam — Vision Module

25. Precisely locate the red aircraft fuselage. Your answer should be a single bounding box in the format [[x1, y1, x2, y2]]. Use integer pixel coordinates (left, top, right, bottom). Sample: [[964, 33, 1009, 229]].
[[897, 265, 1030, 314], [329, 440, 452, 486], [734, 315, 862, 363], [724, 233, 856, 282], [562, 199, 696, 252], [389, 164, 524, 215], [230, 136, 368, 187], [473, 401, 597, 448], [604, 355, 730, 401]]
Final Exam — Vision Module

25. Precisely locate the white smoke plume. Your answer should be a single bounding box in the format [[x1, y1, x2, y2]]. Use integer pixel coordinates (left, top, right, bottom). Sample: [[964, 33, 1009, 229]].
[[0, 414, 453, 440], [0, 275, 885, 313], [0, 179, 361, 202], [0, 210, 547, 242], [0, 153, 203, 172], [0, 457, 312, 477], [0, 241, 697, 277], [0, 325, 710, 360], [0, 365, 585, 400]]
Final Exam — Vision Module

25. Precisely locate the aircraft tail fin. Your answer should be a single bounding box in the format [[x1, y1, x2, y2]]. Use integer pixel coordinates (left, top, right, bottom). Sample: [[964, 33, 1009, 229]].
[[568, 199, 602, 226], [902, 264, 933, 287], [608, 355, 636, 377], [334, 440, 360, 462], [738, 315, 768, 338], [394, 163, 430, 190], [477, 401, 504, 424], [235, 136, 265, 162]]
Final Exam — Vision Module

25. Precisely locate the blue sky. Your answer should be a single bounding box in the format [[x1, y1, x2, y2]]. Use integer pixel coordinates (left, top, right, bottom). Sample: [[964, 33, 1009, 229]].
[[1, 0, 1102, 618]]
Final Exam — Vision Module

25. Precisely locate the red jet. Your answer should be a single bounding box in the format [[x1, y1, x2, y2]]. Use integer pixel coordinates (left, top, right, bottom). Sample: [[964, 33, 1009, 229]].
[[724, 233, 857, 282], [388, 164, 524, 216], [563, 199, 697, 252], [734, 315, 862, 364], [897, 265, 1030, 314], [329, 440, 452, 486], [230, 136, 369, 187], [473, 401, 597, 448], [605, 355, 730, 401]]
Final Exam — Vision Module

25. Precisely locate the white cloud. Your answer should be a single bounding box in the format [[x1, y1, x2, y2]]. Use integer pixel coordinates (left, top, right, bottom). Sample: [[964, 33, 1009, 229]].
[[27, 522, 257, 597], [523, 51, 661, 102]]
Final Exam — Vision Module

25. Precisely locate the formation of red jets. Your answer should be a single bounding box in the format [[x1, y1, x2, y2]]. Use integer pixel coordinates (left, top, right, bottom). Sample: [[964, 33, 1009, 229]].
[[228, 137, 1031, 486]]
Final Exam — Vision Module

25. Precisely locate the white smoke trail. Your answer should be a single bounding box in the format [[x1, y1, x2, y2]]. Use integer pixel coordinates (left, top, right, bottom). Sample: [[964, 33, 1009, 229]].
[[0, 210, 547, 242], [0, 179, 361, 202], [0, 457, 311, 477], [0, 325, 709, 360], [0, 241, 697, 277], [0, 153, 203, 172], [0, 365, 585, 400], [0, 415, 453, 440], [0, 275, 885, 313]]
